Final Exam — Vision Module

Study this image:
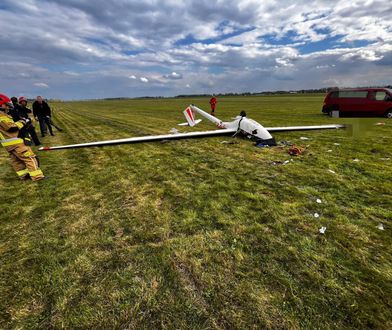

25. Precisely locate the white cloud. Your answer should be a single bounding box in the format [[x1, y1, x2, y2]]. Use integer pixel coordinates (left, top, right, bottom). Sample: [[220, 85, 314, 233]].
[[163, 72, 183, 79], [0, 0, 391, 99], [34, 82, 49, 88], [63, 71, 80, 76]]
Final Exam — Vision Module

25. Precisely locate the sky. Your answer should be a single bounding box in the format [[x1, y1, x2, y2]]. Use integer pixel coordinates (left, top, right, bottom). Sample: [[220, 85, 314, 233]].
[[1, 0, 391, 100]]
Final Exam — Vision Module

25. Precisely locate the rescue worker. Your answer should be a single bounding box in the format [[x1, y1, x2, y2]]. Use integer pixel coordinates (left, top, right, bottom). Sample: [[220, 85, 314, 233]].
[[9, 97, 20, 121], [18, 97, 41, 146], [8, 97, 33, 145], [0, 93, 45, 181], [32, 96, 62, 137], [209, 95, 217, 116]]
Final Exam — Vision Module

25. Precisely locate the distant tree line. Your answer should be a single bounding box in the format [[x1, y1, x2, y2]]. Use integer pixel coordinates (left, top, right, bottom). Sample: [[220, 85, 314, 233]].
[[60, 85, 392, 101], [175, 85, 392, 98]]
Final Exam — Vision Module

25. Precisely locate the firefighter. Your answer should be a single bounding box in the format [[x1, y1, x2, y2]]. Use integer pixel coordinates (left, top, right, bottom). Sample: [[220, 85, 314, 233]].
[[9, 97, 41, 146], [0, 93, 45, 181], [209, 95, 217, 116], [18, 97, 41, 146]]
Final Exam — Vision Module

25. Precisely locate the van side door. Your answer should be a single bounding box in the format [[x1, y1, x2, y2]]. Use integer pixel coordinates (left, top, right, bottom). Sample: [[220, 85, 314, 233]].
[[368, 90, 392, 116], [338, 90, 369, 113]]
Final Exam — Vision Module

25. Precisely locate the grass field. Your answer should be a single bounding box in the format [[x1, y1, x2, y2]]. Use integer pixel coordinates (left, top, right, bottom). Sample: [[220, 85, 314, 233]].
[[1, 95, 391, 329]]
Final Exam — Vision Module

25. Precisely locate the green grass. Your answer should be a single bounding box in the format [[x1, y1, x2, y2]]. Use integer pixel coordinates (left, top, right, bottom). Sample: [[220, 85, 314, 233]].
[[1, 95, 391, 329]]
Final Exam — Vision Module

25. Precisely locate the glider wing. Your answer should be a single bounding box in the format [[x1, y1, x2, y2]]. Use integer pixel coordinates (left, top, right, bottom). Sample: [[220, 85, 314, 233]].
[[39, 128, 236, 151], [265, 124, 345, 132]]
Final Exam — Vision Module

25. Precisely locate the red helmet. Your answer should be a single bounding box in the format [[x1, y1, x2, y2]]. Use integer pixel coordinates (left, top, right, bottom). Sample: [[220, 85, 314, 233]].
[[0, 93, 11, 106], [19, 96, 28, 103]]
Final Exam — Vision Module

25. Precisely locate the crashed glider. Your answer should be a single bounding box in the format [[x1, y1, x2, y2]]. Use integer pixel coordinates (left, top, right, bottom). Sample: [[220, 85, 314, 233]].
[[39, 105, 344, 151]]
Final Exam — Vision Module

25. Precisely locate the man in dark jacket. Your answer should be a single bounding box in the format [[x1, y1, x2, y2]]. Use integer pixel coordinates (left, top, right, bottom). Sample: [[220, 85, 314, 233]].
[[32, 96, 62, 137]]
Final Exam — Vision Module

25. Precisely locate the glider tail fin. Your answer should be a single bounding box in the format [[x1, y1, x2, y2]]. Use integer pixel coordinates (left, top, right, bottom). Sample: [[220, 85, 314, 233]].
[[182, 106, 197, 127], [178, 104, 222, 127]]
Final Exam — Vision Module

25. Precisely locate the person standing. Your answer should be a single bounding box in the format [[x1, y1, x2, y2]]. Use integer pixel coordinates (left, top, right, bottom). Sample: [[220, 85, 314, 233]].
[[9, 96, 33, 146], [9, 97, 20, 121], [32, 96, 62, 137], [0, 93, 45, 181], [209, 95, 217, 116], [18, 97, 41, 146]]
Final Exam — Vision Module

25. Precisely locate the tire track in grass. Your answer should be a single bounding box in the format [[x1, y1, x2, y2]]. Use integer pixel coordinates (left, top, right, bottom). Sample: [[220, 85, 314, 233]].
[[63, 106, 165, 136], [55, 105, 162, 176], [171, 257, 227, 330]]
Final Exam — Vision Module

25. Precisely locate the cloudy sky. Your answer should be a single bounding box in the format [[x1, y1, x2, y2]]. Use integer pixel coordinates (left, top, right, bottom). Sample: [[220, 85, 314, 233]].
[[1, 0, 391, 99]]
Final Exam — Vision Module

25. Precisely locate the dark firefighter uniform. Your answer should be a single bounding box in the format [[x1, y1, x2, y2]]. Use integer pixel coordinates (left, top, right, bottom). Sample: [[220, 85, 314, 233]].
[[16, 97, 41, 146], [0, 94, 44, 181]]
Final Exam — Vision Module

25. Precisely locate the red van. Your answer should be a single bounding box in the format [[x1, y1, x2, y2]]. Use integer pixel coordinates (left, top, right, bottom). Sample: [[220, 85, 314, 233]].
[[322, 88, 392, 118]]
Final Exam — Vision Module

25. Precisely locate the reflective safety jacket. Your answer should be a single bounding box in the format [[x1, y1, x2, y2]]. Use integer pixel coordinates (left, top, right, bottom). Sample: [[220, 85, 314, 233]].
[[0, 110, 27, 151]]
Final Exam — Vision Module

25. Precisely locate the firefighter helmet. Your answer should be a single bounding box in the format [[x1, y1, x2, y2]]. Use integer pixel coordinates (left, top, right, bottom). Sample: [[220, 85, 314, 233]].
[[0, 94, 12, 108]]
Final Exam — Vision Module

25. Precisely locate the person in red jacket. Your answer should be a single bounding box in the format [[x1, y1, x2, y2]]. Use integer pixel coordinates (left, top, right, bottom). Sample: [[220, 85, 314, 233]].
[[209, 95, 217, 116]]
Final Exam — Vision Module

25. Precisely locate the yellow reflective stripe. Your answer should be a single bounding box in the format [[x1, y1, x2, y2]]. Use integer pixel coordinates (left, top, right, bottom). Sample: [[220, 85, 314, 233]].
[[25, 138, 31, 141], [16, 169, 29, 177], [15, 122, 24, 129], [29, 169, 43, 177], [0, 117, 15, 123], [23, 151, 35, 157], [0, 133, 4, 140], [1, 138, 24, 147]]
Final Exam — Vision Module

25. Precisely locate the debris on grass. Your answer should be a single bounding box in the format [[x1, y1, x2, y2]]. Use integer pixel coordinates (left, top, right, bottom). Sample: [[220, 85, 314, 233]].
[[314, 212, 320, 218], [375, 122, 385, 126], [316, 199, 322, 204], [377, 224, 385, 231], [333, 143, 340, 146], [300, 136, 310, 140], [353, 158, 360, 162], [328, 169, 336, 174], [327, 149, 333, 152], [270, 159, 294, 166], [256, 142, 271, 148], [319, 226, 327, 234], [169, 128, 179, 134], [221, 140, 239, 144], [380, 157, 390, 161], [288, 145, 304, 156]]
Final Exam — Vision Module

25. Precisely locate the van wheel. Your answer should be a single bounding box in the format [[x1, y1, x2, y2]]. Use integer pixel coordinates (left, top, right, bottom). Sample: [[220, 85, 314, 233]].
[[386, 109, 392, 119]]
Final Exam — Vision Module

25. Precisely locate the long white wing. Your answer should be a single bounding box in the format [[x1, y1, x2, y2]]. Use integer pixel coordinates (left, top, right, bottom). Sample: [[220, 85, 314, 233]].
[[265, 124, 345, 132], [39, 128, 236, 151], [39, 123, 344, 151]]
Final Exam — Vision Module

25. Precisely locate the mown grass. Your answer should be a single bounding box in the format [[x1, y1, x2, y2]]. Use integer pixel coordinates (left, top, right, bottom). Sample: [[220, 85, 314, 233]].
[[0, 95, 391, 329]]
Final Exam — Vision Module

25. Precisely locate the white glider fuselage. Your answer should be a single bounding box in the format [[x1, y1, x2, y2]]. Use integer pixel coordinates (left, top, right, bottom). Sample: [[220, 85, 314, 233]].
[[188, 105, 275, 144]]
